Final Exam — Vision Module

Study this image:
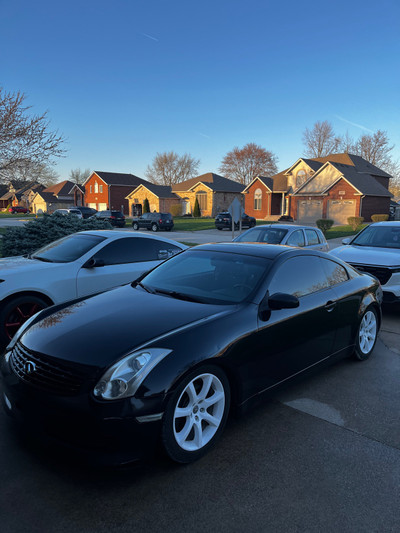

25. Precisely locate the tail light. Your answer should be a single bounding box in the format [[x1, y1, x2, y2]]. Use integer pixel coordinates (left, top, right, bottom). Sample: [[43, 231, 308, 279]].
[[110, 216, 116, 219]]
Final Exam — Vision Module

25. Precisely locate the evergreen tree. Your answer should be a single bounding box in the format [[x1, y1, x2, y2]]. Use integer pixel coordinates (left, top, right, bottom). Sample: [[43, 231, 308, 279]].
[[193, 198, 201, 217], [143, 198, 150, 213]]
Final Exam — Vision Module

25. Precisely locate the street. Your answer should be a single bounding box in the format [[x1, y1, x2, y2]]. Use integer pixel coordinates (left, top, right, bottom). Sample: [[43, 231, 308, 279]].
[[0, 307, 399, 532]]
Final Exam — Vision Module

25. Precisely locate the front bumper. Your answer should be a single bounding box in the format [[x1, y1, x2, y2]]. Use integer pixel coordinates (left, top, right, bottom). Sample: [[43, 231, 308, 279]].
[[1, 354, 164, 465]]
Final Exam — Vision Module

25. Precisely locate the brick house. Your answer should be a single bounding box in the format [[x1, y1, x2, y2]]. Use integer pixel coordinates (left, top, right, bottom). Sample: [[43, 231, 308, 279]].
[[243, 154, 393, 224], [0, 181, 44, 210], [83, 171, 148, 214], [30, 180, 75, 213], [171, 173, 245, 217], [126, 184, 180, 216]]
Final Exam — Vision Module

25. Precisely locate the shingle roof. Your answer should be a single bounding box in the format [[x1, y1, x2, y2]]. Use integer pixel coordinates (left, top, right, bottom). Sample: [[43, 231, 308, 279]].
[[329, 163, 392, 197], [44, 180, 75, 196], [137, 183, 178, 198], [93, 171, 148, 187], [311, 153, 392, 178], [172, 173, 245, 193], [36, 191, 67, 203]]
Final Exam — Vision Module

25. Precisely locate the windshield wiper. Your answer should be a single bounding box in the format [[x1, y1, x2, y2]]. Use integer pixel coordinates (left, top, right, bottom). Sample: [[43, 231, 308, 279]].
[[133, 281, 155, 294], [152, 288, 203, 303], [31, 256, 54, 263]]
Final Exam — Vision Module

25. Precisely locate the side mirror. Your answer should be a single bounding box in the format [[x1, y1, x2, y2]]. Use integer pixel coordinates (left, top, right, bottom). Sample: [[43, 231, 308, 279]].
[[342, 237, 351, 245], [83, 257, 105, 268], [268, 292, 299, 310]]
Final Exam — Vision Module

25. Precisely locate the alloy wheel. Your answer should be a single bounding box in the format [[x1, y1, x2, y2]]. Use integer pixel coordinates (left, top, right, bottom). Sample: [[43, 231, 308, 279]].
[[358, 310, 377, 354]]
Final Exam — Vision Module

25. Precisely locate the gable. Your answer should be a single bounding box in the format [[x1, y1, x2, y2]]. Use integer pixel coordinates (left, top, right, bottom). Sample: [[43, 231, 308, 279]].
[[295, 162, 342, 195]]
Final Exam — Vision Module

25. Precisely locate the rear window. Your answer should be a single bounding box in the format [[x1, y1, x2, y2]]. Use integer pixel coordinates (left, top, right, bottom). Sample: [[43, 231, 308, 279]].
[[111, 211, 124, 218], [33, 234, 106, 263], [161, 214, 172, 220]]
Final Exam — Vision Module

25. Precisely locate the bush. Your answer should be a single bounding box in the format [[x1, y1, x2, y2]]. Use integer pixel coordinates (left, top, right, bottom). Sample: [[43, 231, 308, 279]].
[[170, 203, 183, 217], [143, 198, 150, 213], [347, 216, 364, 231], [193, 198, 201, 218], [316, 219, 334, 234], [371, 214, 389, 222], [2, 213, 112, 257]]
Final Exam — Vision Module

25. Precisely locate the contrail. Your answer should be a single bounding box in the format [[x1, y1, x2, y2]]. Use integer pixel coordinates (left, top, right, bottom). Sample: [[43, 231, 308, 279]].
[[141, 33, 159, 42], [334, 115, 374, 133], [197, 132, 211, 139]]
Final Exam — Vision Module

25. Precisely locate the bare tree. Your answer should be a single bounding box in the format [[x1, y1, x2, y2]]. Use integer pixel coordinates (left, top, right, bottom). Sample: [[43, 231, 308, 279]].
[[218, 143, 278, 186], [353, 130, 394, 169], [0, 87, 65, 181], [5, 159, 59, 186], [302, 121, 342, 157], [69, 167, 91, 185], [145, 152, 200, 186]]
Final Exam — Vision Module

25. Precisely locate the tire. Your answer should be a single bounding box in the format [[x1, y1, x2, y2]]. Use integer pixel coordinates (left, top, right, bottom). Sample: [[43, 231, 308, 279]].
[[0, 295, 48, 350], [354, 306, 378, 361], [162, 365, 230, 463], [165, 228, 171, 231], [132, 222, 139, 230], [217, 227, 222, 231], [151, 223, 158, 232]]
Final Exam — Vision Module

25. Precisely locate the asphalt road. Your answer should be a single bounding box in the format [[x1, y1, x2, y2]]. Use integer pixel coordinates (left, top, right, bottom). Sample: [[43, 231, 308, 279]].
[[0, 308, 399, 533]]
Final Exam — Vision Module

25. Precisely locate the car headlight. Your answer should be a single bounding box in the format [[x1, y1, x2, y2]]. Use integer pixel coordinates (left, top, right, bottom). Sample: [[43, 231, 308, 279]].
[[93, 348, 172, 401]]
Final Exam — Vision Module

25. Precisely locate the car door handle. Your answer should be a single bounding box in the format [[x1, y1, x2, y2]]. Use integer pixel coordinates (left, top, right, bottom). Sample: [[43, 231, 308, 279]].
[[325, 300, 337, 312]]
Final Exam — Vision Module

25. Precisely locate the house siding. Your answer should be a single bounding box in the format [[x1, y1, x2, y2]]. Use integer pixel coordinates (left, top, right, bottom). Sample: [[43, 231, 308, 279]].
[[360, 196, 391, 222], [127, 188, 180, 216], [244, 181, 271, 218]]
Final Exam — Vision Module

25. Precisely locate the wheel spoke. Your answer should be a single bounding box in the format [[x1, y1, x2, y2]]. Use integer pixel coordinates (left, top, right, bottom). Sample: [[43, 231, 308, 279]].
[[175, 406, 192, 418], [186, 382, 198, 404], [202, 390, 224, 409], [198, 374, 213, 400], [192, 419, 203, 448], [176, 418, 194, 445], [202, 411, 220, 427]]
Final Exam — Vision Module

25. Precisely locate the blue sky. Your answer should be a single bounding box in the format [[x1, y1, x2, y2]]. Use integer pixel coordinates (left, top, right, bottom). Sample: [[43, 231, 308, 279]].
[[1, 0, 399, 180]]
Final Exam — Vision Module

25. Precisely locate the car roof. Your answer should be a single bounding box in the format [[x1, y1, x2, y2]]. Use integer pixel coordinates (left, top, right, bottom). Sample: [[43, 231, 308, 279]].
[[191, 242, 321, 259], [77, 230, 187, 247], [250, 224, 322, 231], [369, 221, 400, 227]]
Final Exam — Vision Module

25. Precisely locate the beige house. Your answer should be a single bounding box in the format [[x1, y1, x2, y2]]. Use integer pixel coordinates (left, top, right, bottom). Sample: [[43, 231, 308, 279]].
[[126, 184, 180, 216], [31, 180, 75, 214]]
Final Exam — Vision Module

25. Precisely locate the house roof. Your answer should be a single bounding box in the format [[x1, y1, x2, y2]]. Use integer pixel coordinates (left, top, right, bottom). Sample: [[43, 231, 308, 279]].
[[0, 181, 44, 201], [329, 163, 392, 197], [172, 173, 245, 193], [35, 191, 68, 203], [132, 183, 179, 198], [44, 180, 75, 196], [90, 171, 148, 187], [311, 153, 392, 178]]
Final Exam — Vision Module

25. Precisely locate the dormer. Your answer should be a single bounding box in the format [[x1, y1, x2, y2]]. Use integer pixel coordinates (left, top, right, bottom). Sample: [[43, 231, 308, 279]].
[[284, 159, 322, 190]]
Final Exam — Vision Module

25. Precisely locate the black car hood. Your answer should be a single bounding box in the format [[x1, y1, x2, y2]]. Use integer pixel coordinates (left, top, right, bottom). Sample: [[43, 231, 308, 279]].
[[20, 284, 231, 367]]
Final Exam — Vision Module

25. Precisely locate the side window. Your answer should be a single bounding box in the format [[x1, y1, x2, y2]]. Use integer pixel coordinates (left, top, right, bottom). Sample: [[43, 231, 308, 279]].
[[268, 256, 329, 298], [92, 238, 182, 265], [286, 230, 305, 247], [305, 229, 320, 245], [321, 258, 349, 286]]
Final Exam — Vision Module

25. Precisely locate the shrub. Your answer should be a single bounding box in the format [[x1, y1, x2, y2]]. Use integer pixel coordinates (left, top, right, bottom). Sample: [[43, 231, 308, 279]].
[[347, 216, 364, 231], [316, 218, 334, 234], [371, 214, 389, 222], [170, 203, 182, 217], [2, 213, 112, 257], [193, 198, 201, 218], [143, 198, 150, 213]]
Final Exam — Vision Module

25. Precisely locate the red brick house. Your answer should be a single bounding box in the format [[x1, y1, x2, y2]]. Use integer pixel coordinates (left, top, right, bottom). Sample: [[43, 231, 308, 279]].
[[243, 154, 392, 224], [83, 171, 148, 214]]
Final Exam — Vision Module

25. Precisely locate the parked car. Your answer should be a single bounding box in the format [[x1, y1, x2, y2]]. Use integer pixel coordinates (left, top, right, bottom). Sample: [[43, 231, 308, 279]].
[[215, 212, 256, 230], [73, 206, 98, 219], [92, 210, 126, 227], [52, 208, 83, 218], [1, 243, 382, 465], [330, 221, 400, 303], [9, 206, 29, 214], [0, 230, 186, 349], [233, 224, 329, 252], [132, 212, 174, 232]]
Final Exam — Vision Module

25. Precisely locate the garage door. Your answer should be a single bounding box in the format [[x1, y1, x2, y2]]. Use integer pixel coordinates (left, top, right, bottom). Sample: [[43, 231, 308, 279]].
[[327, 200, 355, 225], [98, 203, 107, 211], [87, 203, 97, 209], [297, 200, 323, 224]]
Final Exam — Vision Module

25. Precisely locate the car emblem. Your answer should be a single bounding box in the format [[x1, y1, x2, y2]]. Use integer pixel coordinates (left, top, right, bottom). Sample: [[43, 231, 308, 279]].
[[24, 361, 36, 374]]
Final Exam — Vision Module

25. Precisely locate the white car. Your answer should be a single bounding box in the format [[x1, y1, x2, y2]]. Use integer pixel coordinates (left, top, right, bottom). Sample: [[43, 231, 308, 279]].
[[330, 221, 400, 303], [52, 208, 83, 218], [0, 230, 187, 348]]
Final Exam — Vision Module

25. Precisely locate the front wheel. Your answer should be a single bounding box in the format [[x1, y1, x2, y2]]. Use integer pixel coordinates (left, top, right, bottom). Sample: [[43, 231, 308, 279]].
[[162, 366, 230, 463], [151, 223, 158, 232], [354, 307, 378, 361], [0, 295, 48, 349], [132, 222, 139, 230]]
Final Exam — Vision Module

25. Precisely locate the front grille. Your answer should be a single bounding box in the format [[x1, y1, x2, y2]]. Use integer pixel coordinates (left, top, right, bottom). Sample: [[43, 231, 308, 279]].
[[351, 264, 392, 285], [10, 342, 90, 396]]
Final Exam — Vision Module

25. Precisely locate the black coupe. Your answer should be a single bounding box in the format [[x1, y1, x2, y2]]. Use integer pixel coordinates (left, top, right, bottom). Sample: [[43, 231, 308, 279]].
[[1, 244, 382, 464]]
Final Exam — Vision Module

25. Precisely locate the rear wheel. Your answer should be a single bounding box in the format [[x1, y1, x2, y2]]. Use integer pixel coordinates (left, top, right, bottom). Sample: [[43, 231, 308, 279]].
[[354, 307, 378, 361], [151, 223, 158, 232], [0, 295, 48, 349], [162, 366, 230, 463], [132, 222, 139, 230]]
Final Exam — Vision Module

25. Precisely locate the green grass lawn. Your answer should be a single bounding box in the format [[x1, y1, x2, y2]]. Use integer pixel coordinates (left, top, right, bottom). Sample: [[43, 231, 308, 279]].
[[325, 224, 367, 240], [173, 217, 276, 231]]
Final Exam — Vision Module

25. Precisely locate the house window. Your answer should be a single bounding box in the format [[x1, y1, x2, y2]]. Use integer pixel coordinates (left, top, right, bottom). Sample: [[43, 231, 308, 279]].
[[94, 182, 99, 193], [99, 185, 103, 193], [90, 185, 93, 193], [196, 191, 207, 211], [296, 170, 307, 188], [254, 188, 262, 210]]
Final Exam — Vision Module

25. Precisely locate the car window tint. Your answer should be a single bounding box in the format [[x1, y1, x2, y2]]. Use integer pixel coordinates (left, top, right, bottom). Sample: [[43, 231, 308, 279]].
[[93, 238, 181, 265], [321, 258, 349, 286], [235, 228, 287, 243], [268, 256, 329, 298], [33, 234, 106, 263], [305, 229, 320, 245], [286, 230, 305, 247], [235, 228, 265, 242]]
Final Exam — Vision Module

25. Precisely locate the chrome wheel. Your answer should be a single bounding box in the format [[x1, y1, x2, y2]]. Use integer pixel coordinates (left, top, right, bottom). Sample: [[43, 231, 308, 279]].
[[173, 373, 225, 452], [358, 310, 377, 354]]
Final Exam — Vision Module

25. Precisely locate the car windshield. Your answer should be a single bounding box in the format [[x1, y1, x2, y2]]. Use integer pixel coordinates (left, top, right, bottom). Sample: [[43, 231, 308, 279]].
[[140, 249, 271, 304], [32, 234, 106, 263], [351, 226, 400, 249], [235, 227, 288, 244]]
